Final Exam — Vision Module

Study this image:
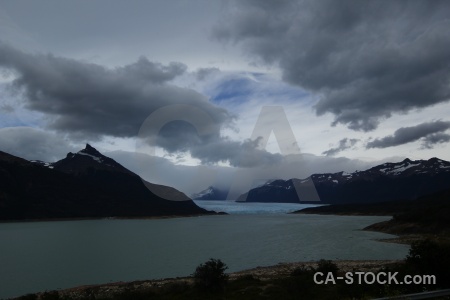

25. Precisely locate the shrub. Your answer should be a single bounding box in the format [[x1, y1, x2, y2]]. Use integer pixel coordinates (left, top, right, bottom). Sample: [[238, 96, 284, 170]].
[[192, 258, 229, 292], [40, 291, 60, 300], [316, 259, 339, 277], [405, 239, 450, 288], [16, 294, 37, 300]]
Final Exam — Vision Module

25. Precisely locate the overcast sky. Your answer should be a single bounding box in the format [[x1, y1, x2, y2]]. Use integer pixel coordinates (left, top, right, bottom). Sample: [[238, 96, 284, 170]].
[[1, 0, 450, 196]]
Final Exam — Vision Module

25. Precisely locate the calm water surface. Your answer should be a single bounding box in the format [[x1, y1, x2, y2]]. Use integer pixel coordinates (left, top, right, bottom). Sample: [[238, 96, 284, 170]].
[[0, 204, 409, 299]]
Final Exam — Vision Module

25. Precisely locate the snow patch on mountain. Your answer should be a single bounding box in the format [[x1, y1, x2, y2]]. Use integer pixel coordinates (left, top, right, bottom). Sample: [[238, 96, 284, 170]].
[[260, 157, 450, 189], [30, 160, 54, 169], [77, 151, 103, 163]]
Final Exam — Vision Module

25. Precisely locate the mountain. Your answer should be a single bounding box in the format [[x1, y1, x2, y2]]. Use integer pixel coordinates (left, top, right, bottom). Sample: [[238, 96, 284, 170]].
[[52, 144, 134, 175], [191, 186, 228, 200], [0, 145, 213, 221], [38, 144, 191, 202], [237, 158, 450, 204]]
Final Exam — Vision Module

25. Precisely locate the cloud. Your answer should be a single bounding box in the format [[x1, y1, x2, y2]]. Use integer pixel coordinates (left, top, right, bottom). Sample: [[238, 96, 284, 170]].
[[189, 137, 282, 167], [214, 0, 450, 131], [0, 126, 76, 161], [322, 138, 358, 156], [0, 43, 284, 167], [207, 72, 310, 109], [107, 149, 405, 197], [195, 67, 220, 81], [366, 121, 450, 149], [138, 117, 282, 167], [0, 42, 229, 138], [421, 133, 450, 149], [0, 104, 14, 113]]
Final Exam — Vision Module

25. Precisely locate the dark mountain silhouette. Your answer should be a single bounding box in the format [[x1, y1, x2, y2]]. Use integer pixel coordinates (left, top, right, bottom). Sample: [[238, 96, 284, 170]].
[[238, 158, 450, 204], [0, 145, 213, 221]]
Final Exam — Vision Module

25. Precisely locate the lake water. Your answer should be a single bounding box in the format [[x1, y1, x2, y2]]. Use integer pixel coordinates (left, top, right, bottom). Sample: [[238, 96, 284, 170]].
[[0, 202, 409, 299]]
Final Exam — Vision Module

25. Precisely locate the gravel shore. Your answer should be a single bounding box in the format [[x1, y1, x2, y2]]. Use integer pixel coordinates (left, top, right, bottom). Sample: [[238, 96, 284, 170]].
[[16, 260, 401, 300]]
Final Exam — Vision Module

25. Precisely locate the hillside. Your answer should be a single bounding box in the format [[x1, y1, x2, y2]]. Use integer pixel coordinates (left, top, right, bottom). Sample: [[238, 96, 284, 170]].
[[238, 158, 450, 204], [296, 188, 450, 236], [0, 145, 213, 221]]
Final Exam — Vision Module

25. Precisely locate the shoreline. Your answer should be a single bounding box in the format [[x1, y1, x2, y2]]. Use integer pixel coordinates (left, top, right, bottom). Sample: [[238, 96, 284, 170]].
[[0, 212, 227, 224], [295, 210, 450, 245], [11, 259, 401, 300]]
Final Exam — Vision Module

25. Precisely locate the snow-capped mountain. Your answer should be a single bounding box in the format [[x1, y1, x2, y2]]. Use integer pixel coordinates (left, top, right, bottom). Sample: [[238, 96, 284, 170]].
[[51, 144, 133, 174], [238, 158, 450, 204], [309, 157, 450, 184], [191, 186, 228, 200]]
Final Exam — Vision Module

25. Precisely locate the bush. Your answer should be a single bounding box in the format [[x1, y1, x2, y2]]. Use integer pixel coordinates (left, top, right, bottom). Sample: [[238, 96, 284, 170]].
[[290, 265, 314, 277], [316, 259, 339, 277], [192, 258, 229, 292], [16, 294, 37, 300], [405, 239, 450, 288], [40, 291, 60, 300]]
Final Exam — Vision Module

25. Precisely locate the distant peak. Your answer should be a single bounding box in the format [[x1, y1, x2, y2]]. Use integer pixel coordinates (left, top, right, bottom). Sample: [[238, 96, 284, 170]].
[[402, 158, 412, 163], [78, 144, 103, 157]]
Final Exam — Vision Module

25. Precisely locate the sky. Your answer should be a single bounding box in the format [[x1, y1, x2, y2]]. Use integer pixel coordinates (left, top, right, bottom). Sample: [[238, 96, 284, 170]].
[[1, 0, 450, 196]]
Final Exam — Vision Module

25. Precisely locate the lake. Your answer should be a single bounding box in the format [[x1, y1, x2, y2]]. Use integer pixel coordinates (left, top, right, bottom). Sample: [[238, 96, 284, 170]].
[[0, 202, 409, 299]]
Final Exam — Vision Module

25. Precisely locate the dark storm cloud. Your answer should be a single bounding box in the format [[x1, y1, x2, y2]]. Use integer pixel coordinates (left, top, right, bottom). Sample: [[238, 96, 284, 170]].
[[322, 138, 358, 156], [366, 121, 450, 149], [421, 133, 450, 149], [0, 42, 228, 138], [214, 0, 450, 131], [0, 43, 281, 167]]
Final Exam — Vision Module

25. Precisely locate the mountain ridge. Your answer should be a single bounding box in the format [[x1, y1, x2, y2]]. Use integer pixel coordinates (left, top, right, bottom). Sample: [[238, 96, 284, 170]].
[[235, 157, 450, 204], [0, 145, 214, 221]]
